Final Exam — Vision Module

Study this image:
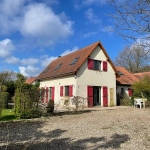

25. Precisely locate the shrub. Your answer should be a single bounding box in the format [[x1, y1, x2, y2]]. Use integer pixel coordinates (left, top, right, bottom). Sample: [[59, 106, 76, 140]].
[[0, 92, 9, 108], [46, 100, 54, 114]]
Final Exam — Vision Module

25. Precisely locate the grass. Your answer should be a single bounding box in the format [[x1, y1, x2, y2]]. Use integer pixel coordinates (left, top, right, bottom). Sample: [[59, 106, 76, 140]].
[[0, 109, 19, 121]]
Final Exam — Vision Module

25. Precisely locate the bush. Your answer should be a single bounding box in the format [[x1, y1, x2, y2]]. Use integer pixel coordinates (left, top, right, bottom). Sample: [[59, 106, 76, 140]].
[[46, 100, 54, 114], [20, 108, 42, 119], [0, 92, 9, 108]]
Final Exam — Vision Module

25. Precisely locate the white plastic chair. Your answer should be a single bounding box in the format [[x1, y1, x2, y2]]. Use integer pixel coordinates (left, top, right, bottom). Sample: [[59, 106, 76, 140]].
[[134, 99, 144, 109]]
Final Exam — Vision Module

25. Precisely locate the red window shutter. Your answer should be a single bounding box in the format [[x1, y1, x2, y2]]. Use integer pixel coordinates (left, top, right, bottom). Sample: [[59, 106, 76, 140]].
[[103, 61, 107, 71], [87, 86, 93, 107], [103, 86, 108, 107], [51, 87, 55, 100], [46, 87, 48, 103], [41, 87, 45, 103], [88, 59, 93, 70], [69, 85, 73, 97], [128, 88, 132, 97], [60, 86, 63, 96]]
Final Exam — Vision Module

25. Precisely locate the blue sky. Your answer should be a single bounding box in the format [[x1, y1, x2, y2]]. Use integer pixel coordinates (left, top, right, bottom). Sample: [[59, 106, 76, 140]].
[[0, 0, 128, 77]]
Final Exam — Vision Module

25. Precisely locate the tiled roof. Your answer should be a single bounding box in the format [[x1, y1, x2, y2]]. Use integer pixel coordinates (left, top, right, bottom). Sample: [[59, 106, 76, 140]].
[[115, 66, 139, 85], [37, 41, 119, 80], [133, 72, 150, 79], [25, 77, 37, 84]]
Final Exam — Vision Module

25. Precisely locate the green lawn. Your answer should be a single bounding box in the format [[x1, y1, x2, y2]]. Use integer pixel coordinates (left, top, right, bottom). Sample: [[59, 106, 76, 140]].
[[0, 109, 19, 121]]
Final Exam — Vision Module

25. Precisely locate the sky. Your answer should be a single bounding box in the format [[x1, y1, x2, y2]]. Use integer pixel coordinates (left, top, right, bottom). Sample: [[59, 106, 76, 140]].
[[0, 0, 128, 77]]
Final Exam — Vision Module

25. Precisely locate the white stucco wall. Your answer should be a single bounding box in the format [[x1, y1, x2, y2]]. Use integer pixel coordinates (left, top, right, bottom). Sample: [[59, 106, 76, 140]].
[[76, 46, 116, 106], [40, 75, 76, 107]]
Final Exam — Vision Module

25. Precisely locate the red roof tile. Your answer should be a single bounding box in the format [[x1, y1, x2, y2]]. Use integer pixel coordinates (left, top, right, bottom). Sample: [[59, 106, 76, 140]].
[[37, 41, 119, 80], [25, 77, 37, 84], [133, 72, 150, 79], [116, 66, 139, 85]]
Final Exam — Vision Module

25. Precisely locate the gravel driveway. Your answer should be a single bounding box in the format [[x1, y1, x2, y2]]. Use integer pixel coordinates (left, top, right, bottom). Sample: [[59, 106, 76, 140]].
[[0, 107, 150, 150]]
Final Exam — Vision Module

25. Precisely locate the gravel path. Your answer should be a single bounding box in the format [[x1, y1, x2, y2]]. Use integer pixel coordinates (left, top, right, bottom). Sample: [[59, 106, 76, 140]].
[[0, 107, 150, 150]]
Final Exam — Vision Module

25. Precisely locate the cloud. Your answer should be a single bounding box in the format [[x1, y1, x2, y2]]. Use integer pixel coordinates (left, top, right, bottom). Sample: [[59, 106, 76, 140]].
[[84, 32, 97, 38], [0, 0, 74, 46], [21, 3, 74, 46], [101, 26, 113, 34], [74, 0, 105, 9], [0, 39, 15, 58], [21, 58, 39, 65], [5, 56, 20, 64], [19, 65, 41, 77], [85, 8, 100, 24], [61, 46, 79, 56], [82, 0, 106, 5], [41, 56, 57, 68]]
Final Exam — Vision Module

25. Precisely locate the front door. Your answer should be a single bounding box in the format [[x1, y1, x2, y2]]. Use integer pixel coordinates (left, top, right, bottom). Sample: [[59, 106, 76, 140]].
[[93, 86, 100, 106]]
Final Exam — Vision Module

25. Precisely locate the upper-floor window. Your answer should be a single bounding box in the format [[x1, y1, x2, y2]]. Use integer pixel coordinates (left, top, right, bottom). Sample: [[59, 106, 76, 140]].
[[88, 58, 107, 71]]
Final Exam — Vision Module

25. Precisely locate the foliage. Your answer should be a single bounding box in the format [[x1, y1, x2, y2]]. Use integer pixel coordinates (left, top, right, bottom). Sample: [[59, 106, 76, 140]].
[[14, 85, 43, 119], [46, 99, 54, 114], [132, 76, 150, 100], [0, 71, 16, 85], [0, 92, 9, 108], [5, 80, 16, 98], [15, 73, 26, 87], [108, 0, 150, 50], [114, 45, 150, 73]]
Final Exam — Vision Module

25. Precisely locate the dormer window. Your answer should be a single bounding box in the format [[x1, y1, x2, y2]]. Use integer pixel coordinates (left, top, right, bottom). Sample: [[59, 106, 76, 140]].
[[70, 57, 79, 65], [55, 63, 62, 70]]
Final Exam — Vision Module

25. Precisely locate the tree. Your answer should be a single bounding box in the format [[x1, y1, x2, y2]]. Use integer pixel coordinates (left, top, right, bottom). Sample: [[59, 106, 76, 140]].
[[15, 73, 26, 87], [132, 76, 150, 99], [114, 44, 150, 73], [0, 71, 16, 85], [108, 0, 150, 51]]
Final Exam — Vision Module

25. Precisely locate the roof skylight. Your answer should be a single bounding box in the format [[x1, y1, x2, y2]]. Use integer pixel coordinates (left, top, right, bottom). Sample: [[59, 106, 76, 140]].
[[118, 71, 124, 75], [55, 63, 62, 70], [70, 57, 79, 65], [43, 68, 49, 73]]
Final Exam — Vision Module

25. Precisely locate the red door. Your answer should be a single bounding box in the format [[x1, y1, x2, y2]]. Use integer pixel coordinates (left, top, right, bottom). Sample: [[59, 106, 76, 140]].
[[103, 86, 108, 107], [87, 86, 93, 107]]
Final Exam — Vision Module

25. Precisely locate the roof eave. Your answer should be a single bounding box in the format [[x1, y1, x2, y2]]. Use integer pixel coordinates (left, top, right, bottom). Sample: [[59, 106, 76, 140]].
[[36, 71, 75, 81]]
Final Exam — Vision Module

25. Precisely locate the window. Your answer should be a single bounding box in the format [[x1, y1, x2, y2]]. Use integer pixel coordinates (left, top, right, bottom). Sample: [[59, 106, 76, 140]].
[[93, 60, 101, 70], [49, 87, 55, 100], [64, 85, 73, 97], [121, 88, 124, 94], [118, 71, 124, 76], [88, 58, 101, 70], [65, 86, 69, 96], [70, 57, 79, 65], [55, 63, 62, 70]]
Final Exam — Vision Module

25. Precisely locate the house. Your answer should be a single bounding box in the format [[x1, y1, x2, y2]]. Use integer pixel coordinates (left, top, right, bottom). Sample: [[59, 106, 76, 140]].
[[115, 66, 139, 105], [36, 41, 119, 108], [25, 77, 37, 85], [133, 72, 150, 80]]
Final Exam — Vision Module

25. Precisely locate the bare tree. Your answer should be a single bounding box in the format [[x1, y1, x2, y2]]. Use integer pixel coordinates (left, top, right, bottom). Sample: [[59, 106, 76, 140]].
[[108, 0, 150, 51], [0, 71, 16, 85], [115, 44, 150, 73]]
